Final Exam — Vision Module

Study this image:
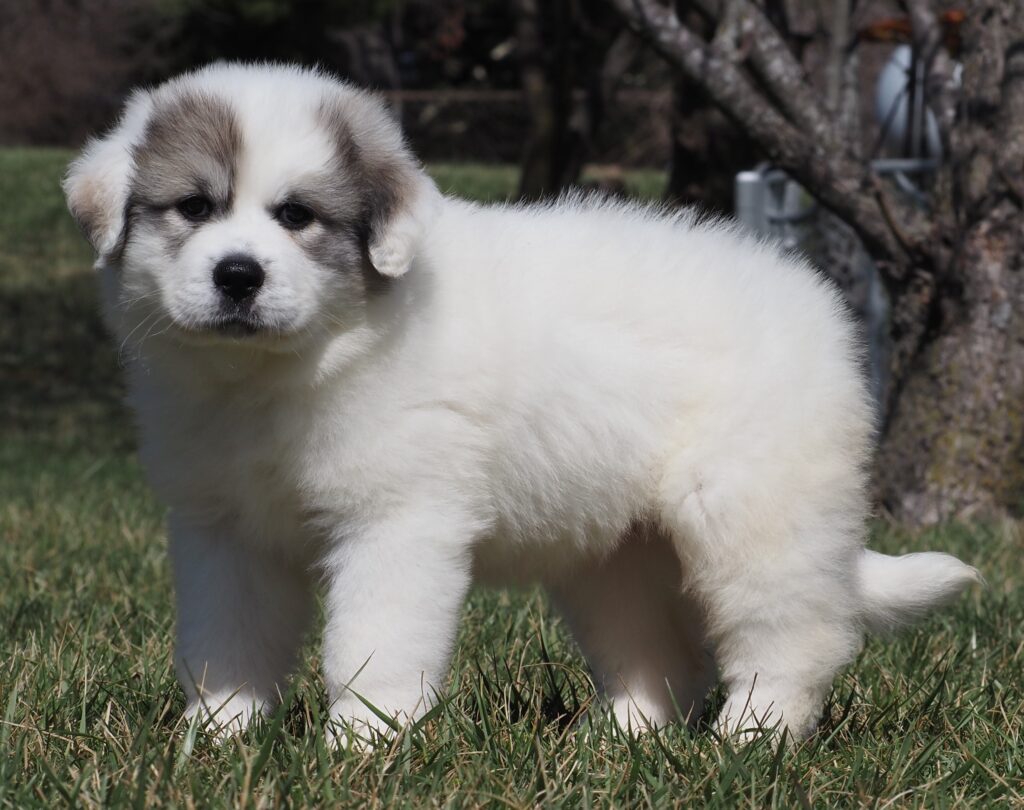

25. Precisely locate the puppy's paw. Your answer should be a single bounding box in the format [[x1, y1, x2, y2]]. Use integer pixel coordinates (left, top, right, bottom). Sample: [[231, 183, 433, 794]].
[[185, 693, 265, 741], [714, 689, 816, 746], [714, 701, 780, 745], [607, 694, 666, 735], [325, 700, 407, 751]]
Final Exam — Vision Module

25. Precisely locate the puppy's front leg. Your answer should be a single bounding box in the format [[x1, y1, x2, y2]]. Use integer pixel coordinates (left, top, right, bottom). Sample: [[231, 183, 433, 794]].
[[321, 509, 475, 744], [170, 515, 313, 736]]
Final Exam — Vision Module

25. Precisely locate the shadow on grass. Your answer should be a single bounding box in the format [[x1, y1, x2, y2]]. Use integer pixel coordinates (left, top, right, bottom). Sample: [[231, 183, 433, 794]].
[[1, 147, 132, 455], [0, 269, 131, 455]]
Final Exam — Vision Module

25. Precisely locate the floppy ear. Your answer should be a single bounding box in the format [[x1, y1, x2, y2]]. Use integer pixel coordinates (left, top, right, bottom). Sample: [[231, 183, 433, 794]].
[[365, 170, 441, 278], [323, 87, 441, 279], [63, 90, 152, 259]]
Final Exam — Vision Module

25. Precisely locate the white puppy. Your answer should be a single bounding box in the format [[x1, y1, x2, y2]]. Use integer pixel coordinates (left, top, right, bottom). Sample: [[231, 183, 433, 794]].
[[65, 63, 978, 743]]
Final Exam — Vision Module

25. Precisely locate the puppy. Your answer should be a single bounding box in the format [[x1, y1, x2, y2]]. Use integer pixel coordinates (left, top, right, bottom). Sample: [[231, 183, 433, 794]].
[[65, 63, 978, 743]]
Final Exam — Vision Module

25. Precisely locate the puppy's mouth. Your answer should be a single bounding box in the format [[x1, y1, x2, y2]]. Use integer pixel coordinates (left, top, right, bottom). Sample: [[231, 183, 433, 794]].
[[201, 298, 271, 337], [170, 310, 286, 346], [211, 312, 263, 337]]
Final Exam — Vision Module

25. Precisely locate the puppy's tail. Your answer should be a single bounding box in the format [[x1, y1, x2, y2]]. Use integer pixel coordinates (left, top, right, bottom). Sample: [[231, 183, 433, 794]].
[[858, 549, 982, 635]]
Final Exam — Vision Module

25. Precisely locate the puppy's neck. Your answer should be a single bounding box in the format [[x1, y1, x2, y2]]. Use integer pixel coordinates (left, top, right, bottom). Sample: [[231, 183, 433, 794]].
[[131, 322, 377, 392]]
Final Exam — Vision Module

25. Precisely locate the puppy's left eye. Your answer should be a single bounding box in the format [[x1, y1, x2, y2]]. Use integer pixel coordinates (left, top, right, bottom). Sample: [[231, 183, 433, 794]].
[[176, 195, 213, 222], [275, 202, 315, 231]]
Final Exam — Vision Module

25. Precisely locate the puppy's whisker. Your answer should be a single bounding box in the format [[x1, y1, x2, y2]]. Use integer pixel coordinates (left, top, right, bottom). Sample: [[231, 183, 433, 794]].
[[120, 290, 164, 311], [321, 313, 351, 332], [128, 317, 163, 360], [139, 313, 174, 347], [118, 309, 163, 364]]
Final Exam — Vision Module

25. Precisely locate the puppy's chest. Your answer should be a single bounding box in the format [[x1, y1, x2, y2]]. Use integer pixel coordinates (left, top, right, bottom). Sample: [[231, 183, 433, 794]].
[[152, 397, 323, 552]]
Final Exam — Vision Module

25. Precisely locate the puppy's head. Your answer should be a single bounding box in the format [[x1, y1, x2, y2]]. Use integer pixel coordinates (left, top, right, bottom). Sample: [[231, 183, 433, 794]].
[[65, 63, 438, 353]]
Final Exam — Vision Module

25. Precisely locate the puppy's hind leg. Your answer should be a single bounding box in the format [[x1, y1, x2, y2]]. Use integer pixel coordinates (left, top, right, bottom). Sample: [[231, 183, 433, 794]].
[[170, 515, 313, 737], [660, 464, 866, 742], [549, 525, 714, 733]]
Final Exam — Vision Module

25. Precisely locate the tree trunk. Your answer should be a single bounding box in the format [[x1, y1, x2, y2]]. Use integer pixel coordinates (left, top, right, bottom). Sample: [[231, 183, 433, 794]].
[[666, 76, 756, 213], [876, 202, 1024, 523], [516, 0, 624, 201], [516, 0, 582, 201], [875, 1, 1024, 524], [664, 3, 753, 213]]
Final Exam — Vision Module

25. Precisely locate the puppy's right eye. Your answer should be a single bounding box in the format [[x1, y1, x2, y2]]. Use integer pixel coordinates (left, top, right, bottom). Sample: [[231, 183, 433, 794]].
[[275, 202, 315, 231], [176, 195, 213, 222]]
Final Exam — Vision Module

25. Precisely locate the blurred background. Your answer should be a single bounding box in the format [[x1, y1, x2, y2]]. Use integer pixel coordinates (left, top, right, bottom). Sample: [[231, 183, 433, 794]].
[[2, 0, 1023, 530], [2, 0, 942, 207], [0, 0, 712, 201]]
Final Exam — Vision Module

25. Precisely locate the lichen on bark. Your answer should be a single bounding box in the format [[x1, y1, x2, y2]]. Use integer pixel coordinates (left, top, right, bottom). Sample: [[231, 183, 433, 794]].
[[876, 202, 1024, 525]]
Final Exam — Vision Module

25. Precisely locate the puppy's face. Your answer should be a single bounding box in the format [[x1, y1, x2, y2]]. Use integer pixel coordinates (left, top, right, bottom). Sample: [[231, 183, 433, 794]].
[[124, 91, 362, 345], [65, 65, 436, 354]]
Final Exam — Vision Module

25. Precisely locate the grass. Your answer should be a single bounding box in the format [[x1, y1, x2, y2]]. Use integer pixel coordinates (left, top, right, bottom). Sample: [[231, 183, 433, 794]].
[[1, 147, 1021, 807]]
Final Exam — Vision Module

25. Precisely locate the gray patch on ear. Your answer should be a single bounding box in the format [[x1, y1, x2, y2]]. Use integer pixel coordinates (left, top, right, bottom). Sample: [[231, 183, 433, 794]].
[[130, 91, 241, 210], [316, 91, 422, 278]]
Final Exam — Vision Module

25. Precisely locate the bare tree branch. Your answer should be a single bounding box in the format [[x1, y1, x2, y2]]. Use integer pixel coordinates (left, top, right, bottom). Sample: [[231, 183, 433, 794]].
[[825, 0, 864, 159], [610, 0, 931, 276], [993, 5, 1024, 205], [825, 0, 849, 112], [950, 2, 1024, 219], [690, 0, 844, 153], [735, 5, 844, 152], [903, 0, 956, 152]]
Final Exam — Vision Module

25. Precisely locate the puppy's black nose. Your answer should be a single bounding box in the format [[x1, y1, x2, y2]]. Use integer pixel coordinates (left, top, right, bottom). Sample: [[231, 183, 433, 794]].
[[213, 255, 264, 302]]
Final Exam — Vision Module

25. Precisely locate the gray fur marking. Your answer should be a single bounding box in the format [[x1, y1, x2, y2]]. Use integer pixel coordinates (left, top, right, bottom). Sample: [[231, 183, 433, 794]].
[[130, 92, 241, 213], [124, 91, 241, 259], [316, 93, 417, 281]]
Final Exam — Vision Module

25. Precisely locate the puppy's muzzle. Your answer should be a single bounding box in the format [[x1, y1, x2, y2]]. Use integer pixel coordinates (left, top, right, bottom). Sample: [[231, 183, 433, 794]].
[[214, 255, 264, 304]]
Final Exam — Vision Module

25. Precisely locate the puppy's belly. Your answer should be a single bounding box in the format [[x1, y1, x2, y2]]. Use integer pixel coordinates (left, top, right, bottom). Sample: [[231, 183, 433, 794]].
[[471, 528, 625, 587], [469, 459, 658, 587], [470, 494, 645, 586]]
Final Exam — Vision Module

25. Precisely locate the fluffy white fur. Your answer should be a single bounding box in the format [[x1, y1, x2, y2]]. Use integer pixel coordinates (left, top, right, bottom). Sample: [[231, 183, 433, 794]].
[[65, 63, 979, 744]]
